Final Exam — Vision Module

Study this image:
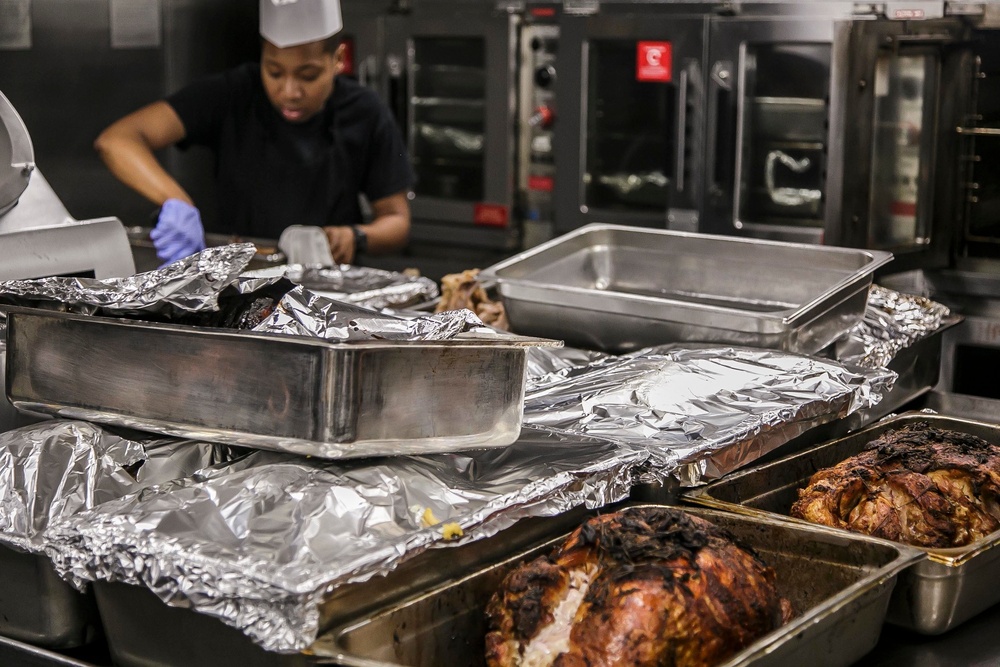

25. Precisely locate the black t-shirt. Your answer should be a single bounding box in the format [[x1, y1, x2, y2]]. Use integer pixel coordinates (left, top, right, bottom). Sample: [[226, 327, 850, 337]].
[[166, 63, 413, 239]]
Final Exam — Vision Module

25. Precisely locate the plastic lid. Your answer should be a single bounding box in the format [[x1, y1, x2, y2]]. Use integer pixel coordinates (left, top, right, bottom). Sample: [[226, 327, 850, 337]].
[[0, 90, 34, 215], [260, 0, 342, 49]]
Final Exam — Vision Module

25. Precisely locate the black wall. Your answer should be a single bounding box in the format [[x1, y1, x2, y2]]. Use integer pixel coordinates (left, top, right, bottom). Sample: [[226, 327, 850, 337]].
[[0, 0, 258, 232]]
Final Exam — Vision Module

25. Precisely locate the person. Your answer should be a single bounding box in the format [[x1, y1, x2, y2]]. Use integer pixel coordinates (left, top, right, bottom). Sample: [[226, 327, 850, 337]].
[[94, 0, 412, 266]]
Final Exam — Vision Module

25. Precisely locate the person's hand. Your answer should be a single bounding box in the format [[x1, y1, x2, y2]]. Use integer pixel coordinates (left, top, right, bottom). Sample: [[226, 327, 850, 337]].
[[151, 199, 206, 265], [323, 225, 356, 265]]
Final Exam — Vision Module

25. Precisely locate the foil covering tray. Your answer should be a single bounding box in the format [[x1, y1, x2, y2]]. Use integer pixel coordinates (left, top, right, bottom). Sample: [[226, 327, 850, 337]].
[[43, 428, 646, 654], [4, 306, 538, 458], [243, 264, 439, 311], [684, 413, 1000, 634], [86, 507, 600, 667], [0, 420, 232, 648], [322, 504, 921, 667], [480, 223, 892, 354]]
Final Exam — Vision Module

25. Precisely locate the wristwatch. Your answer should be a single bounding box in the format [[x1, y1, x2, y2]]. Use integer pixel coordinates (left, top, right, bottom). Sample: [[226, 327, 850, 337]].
[[352, 225, 368, 254]]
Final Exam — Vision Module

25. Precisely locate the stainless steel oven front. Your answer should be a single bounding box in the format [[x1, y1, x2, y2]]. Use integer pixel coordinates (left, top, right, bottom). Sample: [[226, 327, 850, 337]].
[[553, 3, 713, 235]]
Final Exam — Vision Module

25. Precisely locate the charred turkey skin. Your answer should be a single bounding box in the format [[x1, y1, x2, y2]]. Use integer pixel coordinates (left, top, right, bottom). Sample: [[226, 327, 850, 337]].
[[485, 507, 789, 667]]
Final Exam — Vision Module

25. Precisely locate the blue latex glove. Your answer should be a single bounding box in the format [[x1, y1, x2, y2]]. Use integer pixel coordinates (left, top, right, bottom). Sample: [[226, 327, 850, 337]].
[[150, 199, 206, 265]]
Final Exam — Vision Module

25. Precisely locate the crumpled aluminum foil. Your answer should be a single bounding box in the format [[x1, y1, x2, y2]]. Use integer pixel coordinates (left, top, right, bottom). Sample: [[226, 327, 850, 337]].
[[0, 420, 234, 553], [44, 428, 645, 653], [251, 285, 487, 341], [837, 285, 952, 369], [244, 264, 440, 310], [0, 244, 256, 318], [526, 345, 612, 393], [522, 344, 896, 485]]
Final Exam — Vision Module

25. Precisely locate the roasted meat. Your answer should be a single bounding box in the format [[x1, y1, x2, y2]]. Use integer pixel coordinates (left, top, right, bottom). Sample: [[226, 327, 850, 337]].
[[435, 269, 509, 330], [485, 507, 791, 667], [791, 422, 1000, 548]]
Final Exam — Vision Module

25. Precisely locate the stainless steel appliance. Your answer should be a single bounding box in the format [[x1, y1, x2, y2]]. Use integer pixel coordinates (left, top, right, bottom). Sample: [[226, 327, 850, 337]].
[[702, 2, 857, 243], [0, 90, 135, 434], [553, 2, 714, 235], [401, 0, 519, 254]]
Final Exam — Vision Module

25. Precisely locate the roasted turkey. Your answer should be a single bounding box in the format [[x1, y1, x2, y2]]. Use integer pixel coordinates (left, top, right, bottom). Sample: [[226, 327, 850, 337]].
[[484, 507, 791, 667], [435, 269, 509, 330], [791, 422, 1000, 549]]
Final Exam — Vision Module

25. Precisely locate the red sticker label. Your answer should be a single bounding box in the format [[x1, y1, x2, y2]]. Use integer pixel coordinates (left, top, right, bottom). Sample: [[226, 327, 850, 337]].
[[528, 176, 555, 192], [474, 203, 509, 228], [530, 7, 557, 17], [637, 41, 672, 83]]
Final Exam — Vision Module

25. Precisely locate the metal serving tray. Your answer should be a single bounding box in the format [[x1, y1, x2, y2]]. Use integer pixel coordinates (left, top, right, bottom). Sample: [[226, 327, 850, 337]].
[[684, 413, 1000, 634], [4, 307, 538, 459], [88, 507, 598, 667], [0, 545, 100, 649], [323, 504, 920, 667], [480, 223, 892, 353]]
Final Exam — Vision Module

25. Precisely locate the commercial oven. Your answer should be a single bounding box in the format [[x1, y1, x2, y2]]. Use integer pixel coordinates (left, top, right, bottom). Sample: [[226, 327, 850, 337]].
[[701, 2, 856, 244], [397, 0, 520, 253], [553, 2, 713, 235]]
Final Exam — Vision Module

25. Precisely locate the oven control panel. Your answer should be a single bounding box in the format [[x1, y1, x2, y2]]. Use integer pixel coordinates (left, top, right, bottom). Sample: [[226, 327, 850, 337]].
[[519, 21, 559, 248]]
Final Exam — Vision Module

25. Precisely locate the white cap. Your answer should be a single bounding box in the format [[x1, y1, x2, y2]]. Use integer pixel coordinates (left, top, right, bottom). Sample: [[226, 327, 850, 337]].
[[260, 0, 343, 49]]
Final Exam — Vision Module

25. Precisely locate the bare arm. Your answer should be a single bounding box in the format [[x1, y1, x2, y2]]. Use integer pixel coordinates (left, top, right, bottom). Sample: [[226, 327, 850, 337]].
[[94, 101, 192, 206], [324, 191, 411, 264]]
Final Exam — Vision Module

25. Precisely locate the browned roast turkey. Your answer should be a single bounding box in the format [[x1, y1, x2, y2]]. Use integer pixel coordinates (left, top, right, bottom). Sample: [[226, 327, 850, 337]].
[[791, 422, 1000, 549], [484, 507, 791, 667], [435, 269, 509, 330]]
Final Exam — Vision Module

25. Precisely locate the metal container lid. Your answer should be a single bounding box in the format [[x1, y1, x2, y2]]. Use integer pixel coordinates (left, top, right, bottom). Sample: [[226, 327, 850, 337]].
[[0, 90, 35, 216]]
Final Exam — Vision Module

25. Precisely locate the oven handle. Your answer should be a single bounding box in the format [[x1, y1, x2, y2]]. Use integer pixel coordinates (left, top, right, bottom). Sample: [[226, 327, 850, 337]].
[[675, 68, 688, 193], [706, 60, 733, 202], [731, 43, 748, 230]]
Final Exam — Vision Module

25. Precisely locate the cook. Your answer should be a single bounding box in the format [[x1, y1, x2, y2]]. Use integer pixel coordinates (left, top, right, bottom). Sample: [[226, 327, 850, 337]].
[[95, 0, 413, 266]]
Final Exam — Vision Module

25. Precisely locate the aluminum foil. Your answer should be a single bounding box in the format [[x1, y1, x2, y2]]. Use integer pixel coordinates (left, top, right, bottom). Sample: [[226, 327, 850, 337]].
[[0, 244, 256, 318], [44, 428, 645, 653], [251, 285, 486, 341], [837, 284, 952, 369], [522, 344, 896, 486], [0, 420, 233, 554], [243, 264, 439, 311], [525, 345, 612, 393]]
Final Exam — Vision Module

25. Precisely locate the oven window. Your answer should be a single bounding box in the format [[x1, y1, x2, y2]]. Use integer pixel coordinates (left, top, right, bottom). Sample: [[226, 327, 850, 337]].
[[585, 40, 676, 212], [410, 37, 485, 200], [737, 43, 831, 228], [868, 53, 938, 249]]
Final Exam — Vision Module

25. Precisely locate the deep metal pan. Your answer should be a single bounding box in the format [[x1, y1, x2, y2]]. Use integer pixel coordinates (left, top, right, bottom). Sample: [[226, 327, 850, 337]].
[[0, 545, 100, 649], [480, 223, 892, 353], [3, 306, 545, 459], [321, 503, 920, 667], [684, 412, 1000, 634], [87, 507, 598, 667]]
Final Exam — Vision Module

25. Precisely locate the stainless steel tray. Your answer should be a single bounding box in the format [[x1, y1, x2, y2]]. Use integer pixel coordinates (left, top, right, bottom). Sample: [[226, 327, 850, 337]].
[[0, 545, 100, 649], [4, 307, 539, 459], [684, 413, 1000, 634], [88, 507, 598, 667], [322, 503, 920, 667], [480, 223, 892, 353]]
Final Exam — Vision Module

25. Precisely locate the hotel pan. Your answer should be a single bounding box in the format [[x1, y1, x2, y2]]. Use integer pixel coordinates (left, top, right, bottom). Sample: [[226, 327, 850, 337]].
[[0, 545, 100, 649], [480, 223, 892, 353], [684, 413, 1000, 634], [86, 507, 597, 667], [4, 306, 541, 459], [322, 503, 920, 667]]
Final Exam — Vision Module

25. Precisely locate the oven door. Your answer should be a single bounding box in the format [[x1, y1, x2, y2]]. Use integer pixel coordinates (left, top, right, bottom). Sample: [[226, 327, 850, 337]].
[[403, 2, 519, 251], [703, 15, 844, 243], [553, 8, 708, 234], [836, 18, 973, 273]]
